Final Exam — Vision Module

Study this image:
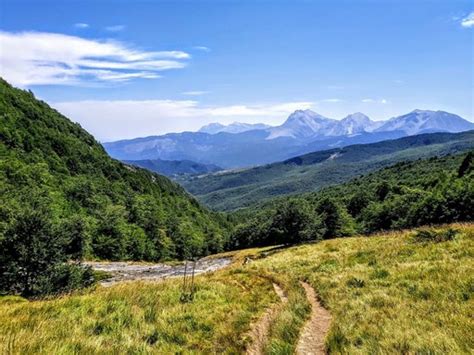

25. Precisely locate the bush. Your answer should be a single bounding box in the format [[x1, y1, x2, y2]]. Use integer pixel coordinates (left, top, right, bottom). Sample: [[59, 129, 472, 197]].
[[0, 193, 94, 298], [412, 228, 458, 243], [36, 263, 95, 296]]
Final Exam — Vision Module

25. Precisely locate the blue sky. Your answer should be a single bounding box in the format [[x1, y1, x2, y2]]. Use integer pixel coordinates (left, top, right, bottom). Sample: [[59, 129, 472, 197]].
[[1, 0, 473, 141]]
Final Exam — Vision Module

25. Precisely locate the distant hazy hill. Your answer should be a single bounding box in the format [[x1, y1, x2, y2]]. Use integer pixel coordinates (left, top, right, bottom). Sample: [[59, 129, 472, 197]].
[[182, 131, 474, 210], [104, 110, 474, 169], [124, 158, 221, 177], [199, 122, 270, 134], [0, 78, 227, 261]]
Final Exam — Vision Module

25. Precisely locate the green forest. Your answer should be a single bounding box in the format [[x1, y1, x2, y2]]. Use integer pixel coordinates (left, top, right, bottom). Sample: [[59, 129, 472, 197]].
[[228, 152, 473, 249], [0, 79, 228, 296]]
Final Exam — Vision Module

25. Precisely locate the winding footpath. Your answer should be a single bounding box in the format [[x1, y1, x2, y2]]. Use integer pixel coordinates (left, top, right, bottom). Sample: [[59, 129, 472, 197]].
[[88, 256, 332, 354], [296, 281, 332, 355]]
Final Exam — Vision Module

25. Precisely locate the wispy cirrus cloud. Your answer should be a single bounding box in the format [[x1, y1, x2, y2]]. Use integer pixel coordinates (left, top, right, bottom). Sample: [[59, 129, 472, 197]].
[[53, 100, 315, 141], [460, 12, 474, 28], [105, 25, 126, 32], [182, 91, 210, 96], [320, 98, 342, 103], [193, 46, 211, 52], [0, 30, 190, 86], [362, 98, 388, 104], [74, 23, 89, 29]]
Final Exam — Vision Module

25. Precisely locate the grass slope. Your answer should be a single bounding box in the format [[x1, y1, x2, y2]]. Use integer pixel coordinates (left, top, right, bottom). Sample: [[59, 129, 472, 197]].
[[0, 266, 277, 354], [183, 131, 474, 211], [251, 223, 474, 354], [2, 224, 472, 353]]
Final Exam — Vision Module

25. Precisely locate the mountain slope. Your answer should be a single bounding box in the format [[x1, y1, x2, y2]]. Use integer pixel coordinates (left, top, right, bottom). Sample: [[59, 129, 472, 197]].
[[124, 158, 221, 177], [199, 122, 270, 134], [266, 110, 336, 139], [265, 110, 381, 139], [376, 110, 474, 135], [182, 131, 474, 210], [326, 112, 378, 136], [0, 78, 227, 261], [104, 129, 304, 168]]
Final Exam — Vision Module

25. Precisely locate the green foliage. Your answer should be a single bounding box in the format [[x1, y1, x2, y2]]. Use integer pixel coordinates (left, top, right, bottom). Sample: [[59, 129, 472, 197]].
[[0, 192, 92, 297], [232, 152, 473, 248], [228, 199, 325, 249], [268, 199, 323, 244], [316, 197, 355, 238], [458, 151, 472, 177], [0, 78, 229, 296]]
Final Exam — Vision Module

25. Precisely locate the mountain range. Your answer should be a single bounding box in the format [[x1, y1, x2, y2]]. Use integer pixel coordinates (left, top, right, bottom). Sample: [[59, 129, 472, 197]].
[[103, 110, 474, 169]]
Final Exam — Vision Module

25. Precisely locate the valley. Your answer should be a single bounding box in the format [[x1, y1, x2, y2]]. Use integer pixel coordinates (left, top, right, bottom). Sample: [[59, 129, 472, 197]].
[[183, 131, 474, 210], [2, 1, 473, 353]]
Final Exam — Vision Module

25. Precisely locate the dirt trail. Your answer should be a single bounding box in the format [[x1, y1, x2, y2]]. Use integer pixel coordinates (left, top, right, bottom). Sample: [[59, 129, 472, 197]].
[[86, 257, 232, 286], [246, 283, 287, 355], [296, 281, 332, 355]]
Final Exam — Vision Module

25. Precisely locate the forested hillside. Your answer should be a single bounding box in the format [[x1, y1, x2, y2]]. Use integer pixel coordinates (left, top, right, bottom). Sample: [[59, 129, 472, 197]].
[[124, 158, 222, 178], [229, 152, 473, 249], [0, 78, 228, 295], [183, 131, 474, 210]]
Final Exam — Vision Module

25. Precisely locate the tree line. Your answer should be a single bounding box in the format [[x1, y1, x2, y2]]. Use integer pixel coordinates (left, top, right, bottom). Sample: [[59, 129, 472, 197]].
[[228, 152, 473, 249]]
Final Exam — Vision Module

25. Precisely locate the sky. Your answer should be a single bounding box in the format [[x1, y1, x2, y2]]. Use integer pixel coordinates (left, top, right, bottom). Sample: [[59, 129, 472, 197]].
[[0, 0, 473, 141]]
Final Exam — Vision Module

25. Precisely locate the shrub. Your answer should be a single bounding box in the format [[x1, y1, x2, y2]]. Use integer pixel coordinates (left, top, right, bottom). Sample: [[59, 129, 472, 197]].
[[36, 263, 95, 296], [0, 193, 95, 298], [412, 228, 459, 243]]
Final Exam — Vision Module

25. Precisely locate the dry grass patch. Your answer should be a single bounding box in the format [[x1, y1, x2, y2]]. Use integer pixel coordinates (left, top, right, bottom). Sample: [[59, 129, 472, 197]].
[[0, 268, 277, 354]]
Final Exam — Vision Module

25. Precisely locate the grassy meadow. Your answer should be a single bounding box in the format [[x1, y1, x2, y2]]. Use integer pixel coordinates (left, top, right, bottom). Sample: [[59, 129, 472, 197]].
[[251, 223, 474, 354], [1, 223, 473, 354], [0, 268, 277, 354]]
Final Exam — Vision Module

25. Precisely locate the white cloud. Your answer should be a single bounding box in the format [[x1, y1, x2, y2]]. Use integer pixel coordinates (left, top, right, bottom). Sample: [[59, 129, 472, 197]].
[[53, 100, 314, 141], [105, 25, 126, 32], [0, 30, 189, 86], [461, 12, 474, 28], [362, 98, 388, 104], [320, 98, 342, 103], [74, 23, 89, 29], [193, 46, 210, 52], [182, 91, 210, 96]]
